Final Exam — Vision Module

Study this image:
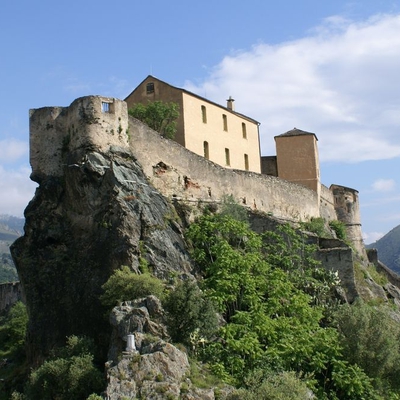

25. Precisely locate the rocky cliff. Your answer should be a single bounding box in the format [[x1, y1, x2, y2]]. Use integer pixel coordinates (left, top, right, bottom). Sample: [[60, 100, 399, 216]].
[[11, 140, 195, 362]]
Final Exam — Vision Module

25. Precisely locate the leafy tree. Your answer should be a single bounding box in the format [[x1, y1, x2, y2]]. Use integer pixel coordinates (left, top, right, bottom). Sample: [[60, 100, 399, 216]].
[[128, 100, 179, 139], [0, 301, 28, 353], [186, 213, 377, 398], [335, 300, 400, 392], [26, 336, 105, 400], [164, 280, 218, 346], [100, 266, 165, 309]]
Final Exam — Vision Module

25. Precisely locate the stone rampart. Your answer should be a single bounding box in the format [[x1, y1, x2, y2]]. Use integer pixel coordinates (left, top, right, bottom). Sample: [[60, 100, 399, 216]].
[[0, 281, 24, 313], [30, 96, 128, 182], [29, 95, 363, 228], [128, 118, 320, 221], [320, 184, 336, 221]]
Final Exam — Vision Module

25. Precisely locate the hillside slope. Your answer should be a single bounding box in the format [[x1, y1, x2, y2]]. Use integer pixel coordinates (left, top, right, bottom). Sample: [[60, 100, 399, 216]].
[[367, 224, 400, 274]]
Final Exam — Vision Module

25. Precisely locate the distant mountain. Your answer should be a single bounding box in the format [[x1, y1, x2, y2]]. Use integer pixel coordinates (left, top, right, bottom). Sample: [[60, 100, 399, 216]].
[[366, 224, 400, 275], [0, 215, 24, 283]]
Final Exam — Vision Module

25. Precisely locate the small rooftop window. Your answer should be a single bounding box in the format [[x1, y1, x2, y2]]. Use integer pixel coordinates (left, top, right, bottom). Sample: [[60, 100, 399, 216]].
[[146, 82, 155, 94]]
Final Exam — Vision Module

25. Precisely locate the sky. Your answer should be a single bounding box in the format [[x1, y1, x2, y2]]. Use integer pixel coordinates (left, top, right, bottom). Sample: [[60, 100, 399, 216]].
[[1, 0, 400, 244]]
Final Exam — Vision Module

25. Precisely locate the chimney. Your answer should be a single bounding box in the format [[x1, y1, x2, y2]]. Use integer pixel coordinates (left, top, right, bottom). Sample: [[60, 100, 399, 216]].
[[227, 96, 235, 111]]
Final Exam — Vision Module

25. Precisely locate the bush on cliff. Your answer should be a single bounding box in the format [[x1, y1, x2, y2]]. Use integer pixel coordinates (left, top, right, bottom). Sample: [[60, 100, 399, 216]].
[[164, 280, 218, 347], [100, 265, 165, 310], [25, 336, 104, 400]]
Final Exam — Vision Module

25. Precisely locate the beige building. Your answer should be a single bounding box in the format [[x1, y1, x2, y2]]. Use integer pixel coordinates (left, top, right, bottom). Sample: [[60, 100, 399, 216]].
[[275, 128, 320, 194], [125, 75, 261, 173]]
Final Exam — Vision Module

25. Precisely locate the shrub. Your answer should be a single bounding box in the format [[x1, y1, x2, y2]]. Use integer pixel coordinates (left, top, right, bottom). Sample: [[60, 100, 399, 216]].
[[164, 280, 218, 347], [227, 370, 311, 400], [26, 336, 104, 400], [0, 301, 28, 353], [335, 300, 400, 391], [100, 266, 165, 309], [329, 219, 347, 241]]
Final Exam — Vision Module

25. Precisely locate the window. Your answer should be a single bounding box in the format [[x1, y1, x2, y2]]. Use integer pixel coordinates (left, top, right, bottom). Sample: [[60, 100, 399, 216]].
[[244, 154, 249, 170], [203, 141, 209, 159], [225, 148, 230, 166], [101, 102, 110, 113], [222, 114, 228, 131], [201, 105, 207, 123], [242, 123, 247, 139], [146, 82, 154, 94]]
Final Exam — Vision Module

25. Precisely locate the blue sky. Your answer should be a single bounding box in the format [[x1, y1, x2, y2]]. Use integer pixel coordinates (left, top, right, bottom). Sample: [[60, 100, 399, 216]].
[[1, 0, 400, 244]]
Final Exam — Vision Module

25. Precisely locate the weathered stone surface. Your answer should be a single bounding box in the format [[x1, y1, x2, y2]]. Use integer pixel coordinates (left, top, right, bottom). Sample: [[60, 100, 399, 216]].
[[0, 282, 23, 313], [11, 145, 194, 363], [106, 296, 227, 400]]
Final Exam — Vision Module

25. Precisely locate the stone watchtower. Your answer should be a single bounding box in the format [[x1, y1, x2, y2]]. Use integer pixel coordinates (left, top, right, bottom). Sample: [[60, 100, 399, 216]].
[[331, 184, 366, 257], [274, 128, 321, 200], [29, 96, 128, 182]]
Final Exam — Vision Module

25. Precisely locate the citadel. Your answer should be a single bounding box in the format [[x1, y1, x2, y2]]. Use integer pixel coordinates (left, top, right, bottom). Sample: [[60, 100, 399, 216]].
[[31, 75, 365, 255]]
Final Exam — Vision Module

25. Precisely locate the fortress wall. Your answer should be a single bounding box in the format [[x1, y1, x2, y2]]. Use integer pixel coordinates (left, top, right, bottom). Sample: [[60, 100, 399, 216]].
[[30, 96, 128, 181], [30, 96, 359, 226], [0, 282, 24, 313], [316, 247, 357, 302], [128, 117, 320, 221], [320, 184, 337, 221]]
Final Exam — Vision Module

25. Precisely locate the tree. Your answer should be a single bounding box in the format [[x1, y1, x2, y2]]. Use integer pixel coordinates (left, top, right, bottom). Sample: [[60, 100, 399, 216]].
[[186, 213, 379, 398], [128, 100, 179, 139], [26, 336, 104, 400], [164, 280, 218, 347], [100, 266, 165, 310]]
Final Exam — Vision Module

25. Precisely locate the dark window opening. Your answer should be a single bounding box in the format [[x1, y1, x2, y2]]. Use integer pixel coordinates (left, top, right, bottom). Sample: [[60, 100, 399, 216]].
[[244, 154, 249, 170], [146, 82, 155, 94], [223, 114, 228, 131], [204, 141, 209, 159], [225, 148, 230, 166], [201, 105, 207, 123], [242, 122, 247, 139]]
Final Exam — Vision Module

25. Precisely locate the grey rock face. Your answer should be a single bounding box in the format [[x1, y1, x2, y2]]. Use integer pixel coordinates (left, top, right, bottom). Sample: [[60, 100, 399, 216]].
[[106, 296, 225, 400], [11, 146, 194, 362]]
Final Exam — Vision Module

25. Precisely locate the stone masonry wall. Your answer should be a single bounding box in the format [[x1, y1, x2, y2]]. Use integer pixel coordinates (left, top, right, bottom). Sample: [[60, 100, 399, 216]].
[[128, 118, 321, 222], [30, 96, 128, 182], [0, 282, 24, 313], [29, 95, 353, 226]]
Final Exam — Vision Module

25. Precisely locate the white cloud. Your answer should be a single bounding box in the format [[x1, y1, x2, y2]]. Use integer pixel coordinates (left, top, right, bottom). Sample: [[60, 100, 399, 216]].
[[0, 139, 28, 163], [184, 13, 400, 163], [363, 231, 384, 244], [0, 165, 36, 217], [371, 178, 396, 192]]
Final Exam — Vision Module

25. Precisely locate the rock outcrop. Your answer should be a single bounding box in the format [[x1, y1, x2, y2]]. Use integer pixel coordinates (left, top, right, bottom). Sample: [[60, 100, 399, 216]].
[[11, 143, 194, 362], [105, 296, 230, 400]]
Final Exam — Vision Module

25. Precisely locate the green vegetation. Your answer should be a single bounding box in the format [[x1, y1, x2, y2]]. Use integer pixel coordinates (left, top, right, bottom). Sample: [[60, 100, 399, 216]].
[[25, 336, 104, 400], [185, 212, 399, 398], [100, 265, 165, 309], [128, 100, 179, 139], [227, 370, 311, 400], [329, 219, 347, 241], [164, 280, 218, 346], [0, 302, 28, 399], [335, 300, 400, 393]]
